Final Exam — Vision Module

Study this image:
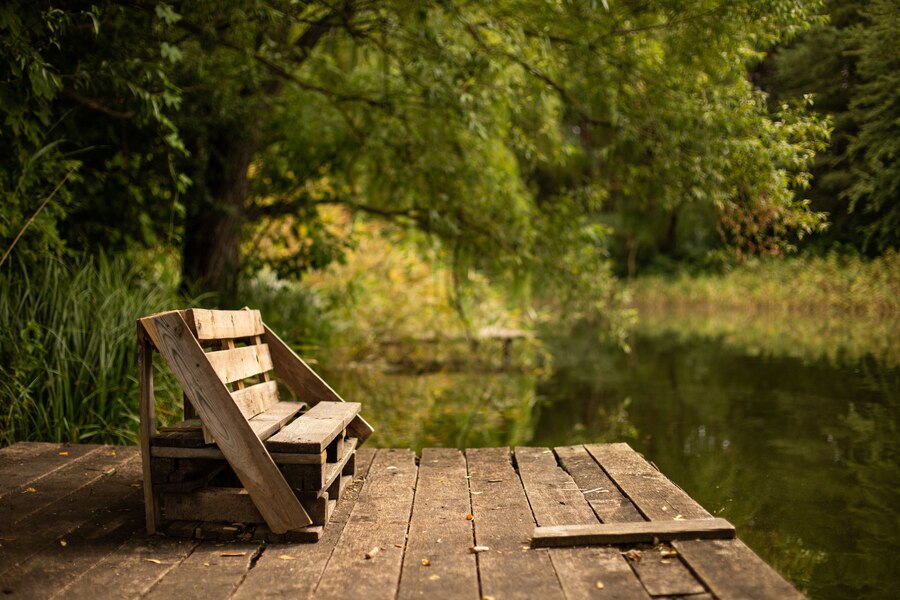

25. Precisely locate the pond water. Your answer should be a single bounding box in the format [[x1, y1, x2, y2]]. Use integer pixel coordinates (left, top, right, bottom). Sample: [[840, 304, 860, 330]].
[[324, 310, 899, 600]]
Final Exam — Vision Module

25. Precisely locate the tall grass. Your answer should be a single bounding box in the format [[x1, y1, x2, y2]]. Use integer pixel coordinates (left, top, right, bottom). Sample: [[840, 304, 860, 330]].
[[0, 255, 185, 446]]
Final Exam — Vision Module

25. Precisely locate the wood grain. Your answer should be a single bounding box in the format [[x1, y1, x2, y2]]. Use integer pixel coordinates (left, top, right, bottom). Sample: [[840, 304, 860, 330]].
[[265, 401, 360, 453], [186, 308, 264, 340], [398, 448, 479, 600], [205, 343, 274, 387], [141, 311, 311, 532], [532, 518, 736, 547], [231, 380, 280, 419], [467, 447, 565, 600], [555, 445, 644, 524]]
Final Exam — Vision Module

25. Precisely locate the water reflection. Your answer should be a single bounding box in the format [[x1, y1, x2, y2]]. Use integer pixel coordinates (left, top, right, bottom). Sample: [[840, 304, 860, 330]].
[[324, 310, 899, 600]]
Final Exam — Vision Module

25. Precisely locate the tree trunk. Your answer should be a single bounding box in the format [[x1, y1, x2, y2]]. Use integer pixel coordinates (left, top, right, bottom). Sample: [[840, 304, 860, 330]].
[[181, 135, 255, 303]]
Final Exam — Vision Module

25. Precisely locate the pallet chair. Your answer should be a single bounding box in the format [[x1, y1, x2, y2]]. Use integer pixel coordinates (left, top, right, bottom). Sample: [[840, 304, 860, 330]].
[[137, 308, 373, 542]]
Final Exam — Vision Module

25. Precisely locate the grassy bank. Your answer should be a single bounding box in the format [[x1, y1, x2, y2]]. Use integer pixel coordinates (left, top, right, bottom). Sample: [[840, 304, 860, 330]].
[[629, 252, 900, 316]]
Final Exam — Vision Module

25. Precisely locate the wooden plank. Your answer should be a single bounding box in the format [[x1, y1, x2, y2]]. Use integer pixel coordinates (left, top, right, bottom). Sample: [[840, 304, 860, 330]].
[[0, 451, 141, 576], [546, 547, 651, 600], [313, 449, 418, 600], [466, 447, 565, 600], [162, 488, 265, 523], [0, 504, 143, 597], [231, 380, 280, 418], [0, 441, 60, 463], [0, 443, 102, 499], [186, 308, 264, 340], [56, 535, 198, 600], [247, 400, 304, 440], [230, 447, 377, 599], [0, 446, 128, 528], [261, 323, 374, 444], [673, 539, 805, 600], [625, 546, 707, 597], [555, 445, 644, 524], [143, 542, 262, 600], [398, 448, 479, 600], [531, 518, 736, 547], [205, 343, 274, 387], [585, 443, 711, 520], [265, 402, 360, 453], [515, 447, 598, 527], [151, 444, 325, 464], [141, 311, 311, 532], [139, 323, 159, 534]]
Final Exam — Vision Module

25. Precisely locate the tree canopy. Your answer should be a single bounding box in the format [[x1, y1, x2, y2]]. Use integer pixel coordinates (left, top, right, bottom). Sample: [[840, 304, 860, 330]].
[[2, 0, 835, 303]]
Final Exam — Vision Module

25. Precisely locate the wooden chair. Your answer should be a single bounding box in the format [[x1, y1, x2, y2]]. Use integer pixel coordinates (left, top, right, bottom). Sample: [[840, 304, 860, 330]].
[[137, 308, 373, 541]]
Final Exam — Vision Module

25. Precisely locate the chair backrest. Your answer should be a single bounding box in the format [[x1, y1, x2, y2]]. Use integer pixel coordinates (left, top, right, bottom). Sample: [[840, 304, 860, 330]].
[[184, 309, 280, 424]]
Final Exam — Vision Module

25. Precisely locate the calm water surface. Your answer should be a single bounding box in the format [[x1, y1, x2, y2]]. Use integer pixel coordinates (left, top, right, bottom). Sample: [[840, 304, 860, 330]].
[[327, 312, 900, 600]]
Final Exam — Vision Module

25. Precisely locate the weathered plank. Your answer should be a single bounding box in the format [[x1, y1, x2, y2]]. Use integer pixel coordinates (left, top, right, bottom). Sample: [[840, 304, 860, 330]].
[[141, 312, 311, 532], [467, 447, 565, 600], [548, 547, 652, 600], [625, 546, 707, 597], [0, 451, 141, 574], [205, 343, 274, 387], [261, 323, 374, 444], [585, 443, 710, 520], [515, 446, 598, 527], [398, 448, 479, 600], [0, 445, 127, 528], [186, 308, 264, 340], [247, 399, 304, 440], [143, 542, 262, 600], [266, 401, 360, 453], [555, 445, 644, 523], [0, 443, 101, 500], [673, 539, 805, 600], [139, 325, 160, 534], [532, 518, 736, 547], [313, 449, 417, 600], [231, 447, 377, 600], [0, 505, 143, 598], [231, 380, 281, 419], [56, 535, 198, 600]]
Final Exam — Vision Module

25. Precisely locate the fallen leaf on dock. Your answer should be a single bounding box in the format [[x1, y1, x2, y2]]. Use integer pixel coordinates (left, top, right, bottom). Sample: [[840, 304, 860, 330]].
[[278, 555, 296, 561], [595, 581, 605, 589], [58, 451, 69, 457], [109, 451, 117, 457], [386, 466, 398, 470], [466, 514, 474, 520], [365, 547, 381, 559], [394, 544, 404, 548], [23, 487, 36, 493], [470, 546, 490, 554], [487, 479, 503, 483], [144, 558, 161, 564], [429, 575, 440, 581], [219, 551, 247, 557], [674, 514, 685, 520], [59, 539, 67, 547], [622, 549, 641, 562], [420, 558, 431, 566], [660, 548, 678, 558]]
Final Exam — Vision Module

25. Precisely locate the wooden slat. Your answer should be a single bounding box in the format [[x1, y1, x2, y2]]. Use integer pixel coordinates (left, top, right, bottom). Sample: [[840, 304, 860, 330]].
[[186, 308, 264, 340], [466, 447, 566, 600], [58, 535, 198, 600], [398, 448, 479, 600], [248, 400, 304, 440], [143, 542, 262, 600], [261, 323, 374, 444], [141, 312, 311, 532], [515, 447, 597, 527], [313, 449, 417, 600], [0, 443, 102, 500], [205, 344, 274, 386], [546, 547, 652, 600], [673, 539, 805, 599], [265, 402, 360, 453], [0, 451, 141, 576], [531, 518, 736, 547], [162, 488, 265, 524], [230, 448, 377, 599], [0, 446, 127, 528], [555, 445, 644, 523], [626, 546, 707, 597], [585, 443, 711, 520], [232, 380, 280, 417], [138, 324, 159, 534]]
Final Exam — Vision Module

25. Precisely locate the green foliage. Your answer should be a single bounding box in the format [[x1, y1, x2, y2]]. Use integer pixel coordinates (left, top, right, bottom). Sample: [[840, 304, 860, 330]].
[[0, 255, 187, 445], [765, 0, 899, 253]]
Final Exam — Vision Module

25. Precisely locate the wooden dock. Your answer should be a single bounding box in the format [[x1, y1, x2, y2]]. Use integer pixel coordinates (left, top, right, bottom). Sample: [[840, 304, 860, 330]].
[[0, 441, 803, 599]]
